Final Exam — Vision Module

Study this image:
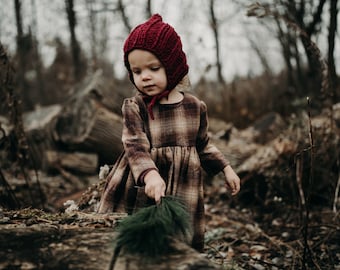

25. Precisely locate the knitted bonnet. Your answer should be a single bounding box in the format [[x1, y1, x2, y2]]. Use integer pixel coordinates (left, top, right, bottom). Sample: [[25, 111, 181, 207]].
[[123, 14, 189, 91]]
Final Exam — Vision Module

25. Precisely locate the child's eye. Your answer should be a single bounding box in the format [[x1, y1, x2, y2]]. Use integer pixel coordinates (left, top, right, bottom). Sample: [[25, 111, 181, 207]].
[[151, 66, 160, 71], [132, 69, 141, 75]]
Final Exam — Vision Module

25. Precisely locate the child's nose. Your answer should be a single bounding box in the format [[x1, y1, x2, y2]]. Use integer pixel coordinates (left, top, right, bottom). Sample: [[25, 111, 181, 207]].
[[141, 71, 151, 80]]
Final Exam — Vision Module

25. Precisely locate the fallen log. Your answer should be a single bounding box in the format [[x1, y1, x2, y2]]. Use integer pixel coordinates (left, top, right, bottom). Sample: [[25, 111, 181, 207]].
[[44, 150, 98, 175], [68, 69, 125, 116], [0, 210, 121, 270], [52, 75, 124, 165], [22, 104, 62, 169], [19, 71, 124, 169], [0, 209, 219, 270]]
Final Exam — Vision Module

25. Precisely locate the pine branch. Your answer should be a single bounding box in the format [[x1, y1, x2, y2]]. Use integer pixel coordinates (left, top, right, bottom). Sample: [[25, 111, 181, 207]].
[[114, 196, 192, 260]]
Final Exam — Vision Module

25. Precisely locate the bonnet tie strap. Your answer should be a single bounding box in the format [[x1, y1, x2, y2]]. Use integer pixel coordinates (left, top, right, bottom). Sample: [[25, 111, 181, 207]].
[[142, 90, 171, 120]]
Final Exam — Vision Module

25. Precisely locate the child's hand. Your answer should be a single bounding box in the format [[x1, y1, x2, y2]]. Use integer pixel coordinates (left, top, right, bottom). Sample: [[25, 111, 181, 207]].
[[223, 165, 240, 195], [144, 170, 166, 204]]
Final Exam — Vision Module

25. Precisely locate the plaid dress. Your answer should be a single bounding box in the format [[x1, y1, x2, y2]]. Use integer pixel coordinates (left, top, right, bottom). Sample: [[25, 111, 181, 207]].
[[98, 91, 229, 251]]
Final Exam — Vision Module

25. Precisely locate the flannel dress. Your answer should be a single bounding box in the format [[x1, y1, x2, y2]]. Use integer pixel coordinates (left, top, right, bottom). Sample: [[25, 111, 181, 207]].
[[98, 90, 230, 251]]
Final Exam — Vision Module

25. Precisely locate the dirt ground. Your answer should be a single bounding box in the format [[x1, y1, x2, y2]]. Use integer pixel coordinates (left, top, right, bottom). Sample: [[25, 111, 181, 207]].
[[1, 169, 339, 270], [204, 178, 340, 270]]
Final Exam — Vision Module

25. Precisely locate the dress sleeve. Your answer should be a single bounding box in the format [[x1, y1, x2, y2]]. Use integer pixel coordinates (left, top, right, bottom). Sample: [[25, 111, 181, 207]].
[[196, 101, 230, 175], [121, 97, 158, 184]]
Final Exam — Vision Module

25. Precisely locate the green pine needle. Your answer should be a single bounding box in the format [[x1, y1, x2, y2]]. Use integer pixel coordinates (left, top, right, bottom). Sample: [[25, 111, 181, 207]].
[[114, 196, 192, 258]]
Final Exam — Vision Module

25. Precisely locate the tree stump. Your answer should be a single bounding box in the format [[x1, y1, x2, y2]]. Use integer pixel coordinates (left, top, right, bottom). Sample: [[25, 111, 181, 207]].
[[52, 73, 124, 165], [44, 150, 98, 175], [23, 104, 62, 169]]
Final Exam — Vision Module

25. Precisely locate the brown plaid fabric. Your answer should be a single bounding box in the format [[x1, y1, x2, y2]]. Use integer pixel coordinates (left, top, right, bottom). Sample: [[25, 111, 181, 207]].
[[98, 91, 229, 251]]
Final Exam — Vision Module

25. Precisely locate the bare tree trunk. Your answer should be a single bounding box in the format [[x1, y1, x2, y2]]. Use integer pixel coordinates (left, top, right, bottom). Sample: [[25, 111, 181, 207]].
[[86, 0, 98, 72], [246, 34, 271, 76], [294, 0, 327, 77], [14, 0, 24, 68], [267, 0, 327, 98], [291, 31, 304, 94], [0, 42, 44, 209], [328, 0, 338, 101], [14, 0, 32, 110], [275, 18, 295, 89], [118, 0, 132, 32], [146, 0, 152, 18], [209, 0, 225, 85], [30, 0, 45, 105], [99, 12, 109, 56], [65, 0, 82, 81]]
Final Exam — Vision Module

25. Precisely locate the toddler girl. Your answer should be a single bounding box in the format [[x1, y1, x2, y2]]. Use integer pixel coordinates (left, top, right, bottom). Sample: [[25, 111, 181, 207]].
[[98, 14, 240, 252]]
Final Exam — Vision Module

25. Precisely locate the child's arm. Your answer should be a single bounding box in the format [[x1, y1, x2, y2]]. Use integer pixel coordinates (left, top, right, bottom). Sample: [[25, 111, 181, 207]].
[[223, 165, 240, 195], [122, 98, 165, 203], [122, 98, 158, 183], [196, 101, 230, 175], [143, 170, 166, 204], [196, 100, 240, 195]]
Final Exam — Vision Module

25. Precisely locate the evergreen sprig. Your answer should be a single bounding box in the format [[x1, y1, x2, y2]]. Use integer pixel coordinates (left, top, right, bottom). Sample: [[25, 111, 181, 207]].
[[114, 196, 192, 258]]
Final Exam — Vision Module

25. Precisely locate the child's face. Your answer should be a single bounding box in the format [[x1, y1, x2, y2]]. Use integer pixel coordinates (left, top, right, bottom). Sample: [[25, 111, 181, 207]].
[[128, 49, 167, 96]]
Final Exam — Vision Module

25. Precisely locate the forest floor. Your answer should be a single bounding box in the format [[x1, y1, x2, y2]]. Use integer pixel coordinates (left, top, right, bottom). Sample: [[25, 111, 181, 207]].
[[204, 179, 340, 270], [1, 169, 339, 270]]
